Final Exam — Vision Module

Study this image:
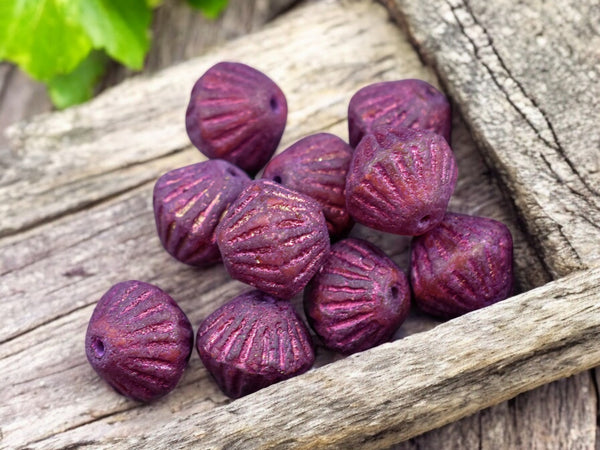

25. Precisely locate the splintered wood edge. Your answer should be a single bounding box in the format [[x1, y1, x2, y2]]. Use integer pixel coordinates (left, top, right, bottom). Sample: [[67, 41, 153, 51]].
[[38, 266, 600, 449]]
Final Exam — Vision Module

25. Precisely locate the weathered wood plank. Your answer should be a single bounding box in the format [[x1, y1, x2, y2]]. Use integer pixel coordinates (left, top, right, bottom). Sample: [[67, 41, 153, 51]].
[[0, 1, 556, 447], [29, 266, 600, 449], [380, 0, 600, 278], [395, 371, 597, 450]]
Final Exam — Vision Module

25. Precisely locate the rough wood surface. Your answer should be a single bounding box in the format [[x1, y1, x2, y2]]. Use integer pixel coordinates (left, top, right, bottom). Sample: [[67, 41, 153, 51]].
[[26, 267, 600, 449], [0, 1, 560, 447], [2, 0, 598, 448], [380, 0, 600, 279]]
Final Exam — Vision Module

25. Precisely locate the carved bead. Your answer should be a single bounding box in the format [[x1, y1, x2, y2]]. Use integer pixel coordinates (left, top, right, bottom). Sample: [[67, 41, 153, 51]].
[[153, 159, 250, 267], [85, 281, 193, 402], [348, 79, 451, 147], [304, 238, 411, 355], [262, 133, 354, 237], [196, 290, 315, 398], [216, 180, 330, 299], [411, 213, 514, 319], [186, 61, 287, 175], [346, 127, 458, 236]]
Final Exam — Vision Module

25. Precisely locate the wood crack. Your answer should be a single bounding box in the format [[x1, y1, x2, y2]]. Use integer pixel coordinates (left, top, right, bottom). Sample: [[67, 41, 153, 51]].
[[451, 0, 599, 199], [26, 404, 140, 448], [0, 301, 93, 347], [0, 178, 152, 241], [11, 361, 87, 387]]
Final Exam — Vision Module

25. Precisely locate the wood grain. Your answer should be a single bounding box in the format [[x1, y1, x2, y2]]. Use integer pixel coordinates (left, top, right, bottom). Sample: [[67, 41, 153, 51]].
[[28, 266, 600, 449], [3, 0, 598, 448], [0, 1, 556, 447], [380, 0, 600, 278]]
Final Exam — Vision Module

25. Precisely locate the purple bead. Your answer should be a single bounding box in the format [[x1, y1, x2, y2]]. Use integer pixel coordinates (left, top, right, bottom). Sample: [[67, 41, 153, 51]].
[[262, 133, 354, 237], [85, 281, 193, 402], [185, 61, 287, 175], [153, 160, 250, 267], [345, 126, 458, 236], [216, 180, 330, 299], [348, 79, 451, 147], [411, 213, 514, 319], [196, 290, 315, 398], [304, 238, 411, 355]]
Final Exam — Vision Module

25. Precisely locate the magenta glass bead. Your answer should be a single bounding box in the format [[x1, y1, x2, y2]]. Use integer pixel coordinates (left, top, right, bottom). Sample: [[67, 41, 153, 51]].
[[411, 213, 514, 319], [262, 133, 354, 237], [85, 281, 193, 402], [196, 290, 315, 398], [304, 238, 411, 355], [346, 126, 458, 236], [185, 61, 287, 175], [153, 159, 250, 267], [216, 180, 330, 299], [348, 79, 451, 147]]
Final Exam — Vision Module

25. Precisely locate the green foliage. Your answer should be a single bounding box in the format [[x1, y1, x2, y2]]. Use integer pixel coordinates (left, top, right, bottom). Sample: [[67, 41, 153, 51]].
[[0, 0, 93, 81], [75, 0, 151, 70], [0, 0, 229, 109], [48, 51, 109, 110], [187, 0, 229, 19]]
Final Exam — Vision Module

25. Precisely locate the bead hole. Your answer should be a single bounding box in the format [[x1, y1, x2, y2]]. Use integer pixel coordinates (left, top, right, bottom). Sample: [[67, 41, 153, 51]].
[[419, 215, 431, 226], [270, 96, 279, 112], [273, 175, 282, 184], [391, 286, 399, 299], [91, 337, 105, 358], [227, 168, 238, 177]]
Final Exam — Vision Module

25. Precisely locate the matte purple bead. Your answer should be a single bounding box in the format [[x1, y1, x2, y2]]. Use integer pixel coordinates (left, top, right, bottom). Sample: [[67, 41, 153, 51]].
[[348, 79, 451, 147], [185, 61, 287, 175], [216, 180, 330, 299], [411, 213, 514, 319], [345, 126, 458, 236], [85, 281, 193, 402], [196, 290, 315, 398], [304, 238, 411, 355], [262, 133, 354, 237], [153, 159, 250, 267]]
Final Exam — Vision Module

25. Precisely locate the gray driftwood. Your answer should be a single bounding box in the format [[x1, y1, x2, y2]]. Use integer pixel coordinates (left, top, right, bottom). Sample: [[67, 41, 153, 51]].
[[1, 0, 598, 448], [381, 0, 600, 278]]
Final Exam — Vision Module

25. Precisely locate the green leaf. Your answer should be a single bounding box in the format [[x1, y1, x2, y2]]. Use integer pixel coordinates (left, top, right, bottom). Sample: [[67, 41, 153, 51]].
[[146, 0, 164, 7], [187, 0, 229, 19], [75, 0, 152, 70], [0, 0, 93, 81], [47, 51, 109, 109]]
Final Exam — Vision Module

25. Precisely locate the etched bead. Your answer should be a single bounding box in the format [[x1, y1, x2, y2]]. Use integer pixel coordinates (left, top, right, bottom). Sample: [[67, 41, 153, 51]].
[[196, 290, 315, 398], [185, 61, 287, 175], [153, 159, 250, 267], [262, 133, 354, 237], [411, 213, 514, 319], [345, 126, 458, 236], [348, 79, 451, 147], [85, 281, 193, 402], [216, 180, 330, 299], [304, 238, 411, 355]]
